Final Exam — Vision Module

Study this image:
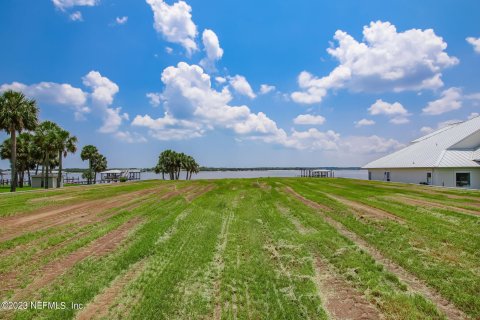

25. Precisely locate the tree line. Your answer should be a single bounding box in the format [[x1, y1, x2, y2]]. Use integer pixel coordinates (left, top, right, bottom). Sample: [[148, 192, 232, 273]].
[[0, 90, 107, 192], [155, 150, 200, 180]]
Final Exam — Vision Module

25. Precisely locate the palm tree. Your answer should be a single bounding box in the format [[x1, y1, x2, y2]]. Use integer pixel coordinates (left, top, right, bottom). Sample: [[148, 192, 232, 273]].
[[35, 121, 60, 189], [55, 129, 78, 188], [0, 90, 39, 192], [92, 153, 107, 183], [81, 145, 98, 184]]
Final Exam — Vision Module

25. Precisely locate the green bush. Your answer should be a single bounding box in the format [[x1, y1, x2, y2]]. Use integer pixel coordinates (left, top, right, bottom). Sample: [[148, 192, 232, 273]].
[[119, 177, 128, 183]]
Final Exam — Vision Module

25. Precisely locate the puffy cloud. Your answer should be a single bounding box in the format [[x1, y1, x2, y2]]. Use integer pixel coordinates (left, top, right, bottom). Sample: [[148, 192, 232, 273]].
[[292, 21, 458, 104], [145, 0, 198, 55], [341, 135, 404, 154], [114, 131, 147, 143], [422, 87, 462, 115], [82, 71, 119, 107], [215, 76, 227, 84], [354, 118, 375, 128], [466, 37, 480, 54], [228, 75, 256, 99], [259, 84, 276, 95], [146, 92, 162, 107], [81, 71, 130, 134], [52, 0, 97, 10], [115, 16, 128, 25], [69, 11, 83, 21], [293, 114, 326, 125], [200, 29, 223, 70], [99, 107, 129, 134], [368, 99, 410, 124], [0, 81, 89, 120]]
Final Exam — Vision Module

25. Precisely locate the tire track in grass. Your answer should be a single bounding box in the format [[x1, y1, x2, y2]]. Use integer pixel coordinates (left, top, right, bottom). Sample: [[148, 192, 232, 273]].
[[74, 259, 148, 320], [385, 195, 480, 217], [275, 199, 382, 319], [0, 195, 163, 297], [284, 187, 467, 320], [313, 257, 381, 320], [10, 216, 144, 302], [0, 186, 169, 243]]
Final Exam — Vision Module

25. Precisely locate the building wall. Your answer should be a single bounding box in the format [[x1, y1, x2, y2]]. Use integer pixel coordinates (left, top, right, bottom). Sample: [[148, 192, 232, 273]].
[[31, 176, 63, 188], [368, 168, 480, 189]]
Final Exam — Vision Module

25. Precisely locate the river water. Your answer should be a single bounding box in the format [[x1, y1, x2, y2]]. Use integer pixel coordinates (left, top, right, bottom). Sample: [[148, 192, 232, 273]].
[[3, 169, 369, 182]]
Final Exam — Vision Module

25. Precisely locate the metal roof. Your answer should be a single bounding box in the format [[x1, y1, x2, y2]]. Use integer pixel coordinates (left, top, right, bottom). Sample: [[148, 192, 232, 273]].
[[363, 115, 480, 169]]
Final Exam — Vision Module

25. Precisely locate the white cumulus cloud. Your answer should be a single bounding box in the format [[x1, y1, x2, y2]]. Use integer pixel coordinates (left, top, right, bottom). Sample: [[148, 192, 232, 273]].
[[259, 84, 276, 95], [228, 75, 256, 99], [422, 87, 462, 115], [466, 37, 480, 54], [355, 119, 375, 128], [145, 0, 198, 55], [52, 0, 97, 10], [292, 21, 458, 104], [115, 16, 128, 25], [146, 92, 162, 107], [200, 29, 223, 71], [368, 99, 410, 124], [293, 114, 326, 125], [69, 11, 83, 21], [0, 81, 89, 120]]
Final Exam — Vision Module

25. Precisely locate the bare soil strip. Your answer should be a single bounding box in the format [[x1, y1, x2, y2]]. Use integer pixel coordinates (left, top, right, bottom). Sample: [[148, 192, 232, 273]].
[[313, 257, 381, 320], [284, 187, 331, 211], [75, 260, 148, 320], [185, 184, 215, 202], [387, 195, 480, 217], [0, 187, 166, 242], [327, 194, 406, 224], [285, 187, 468, 320], [213, 212, 233, 320], [9, 216, 143, 301], [159, 184, 199, 200]]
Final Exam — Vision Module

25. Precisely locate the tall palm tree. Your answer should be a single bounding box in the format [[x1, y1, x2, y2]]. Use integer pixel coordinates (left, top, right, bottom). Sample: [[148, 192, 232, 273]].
[[92, 153, 107, 183], [81, 145, 99, 184], [0, 90, 39, 192], [55, 129, 78, 188], [35, 121, 60, 189]]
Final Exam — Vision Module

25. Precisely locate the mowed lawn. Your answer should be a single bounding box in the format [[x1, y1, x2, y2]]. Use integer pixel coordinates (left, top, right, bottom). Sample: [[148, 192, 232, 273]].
[[0, 178, 479, 319]]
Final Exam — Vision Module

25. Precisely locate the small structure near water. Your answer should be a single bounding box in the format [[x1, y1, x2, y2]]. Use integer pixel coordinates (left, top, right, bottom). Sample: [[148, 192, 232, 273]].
[[31, 174, 63, 188], [100, 169, 141, 182], [300, 169, 334, 178]]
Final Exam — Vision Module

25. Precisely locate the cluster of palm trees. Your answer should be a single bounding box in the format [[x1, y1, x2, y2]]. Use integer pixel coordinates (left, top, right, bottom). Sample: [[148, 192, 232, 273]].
[[80, 145, 107, 184], [155, 150, 200, 180], [0, 91, 79, 192]]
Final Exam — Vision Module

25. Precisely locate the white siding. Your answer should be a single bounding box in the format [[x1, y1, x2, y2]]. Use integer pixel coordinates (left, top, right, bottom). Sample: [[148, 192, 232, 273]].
[[368, 168, 432, 184], [369, 168, 480, 189]]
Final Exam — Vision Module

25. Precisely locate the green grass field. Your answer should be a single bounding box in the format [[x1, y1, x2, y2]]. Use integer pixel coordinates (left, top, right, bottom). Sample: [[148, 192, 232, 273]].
[[0, 178, 478, 319]]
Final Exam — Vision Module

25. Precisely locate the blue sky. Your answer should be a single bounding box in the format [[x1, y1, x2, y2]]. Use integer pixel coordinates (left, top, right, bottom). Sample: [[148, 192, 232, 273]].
[[1, 0, 479, 168]]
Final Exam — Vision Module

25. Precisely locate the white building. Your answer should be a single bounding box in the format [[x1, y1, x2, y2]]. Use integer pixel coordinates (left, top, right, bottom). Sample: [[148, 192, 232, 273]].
[[363, 115, 480, 189]]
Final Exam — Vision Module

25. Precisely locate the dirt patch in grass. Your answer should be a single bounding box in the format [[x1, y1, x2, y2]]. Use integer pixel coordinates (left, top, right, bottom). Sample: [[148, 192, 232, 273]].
[[387, 195, 480, 217], [159, 184, 199, 200], [285, 187, 467, 320], [327, 194, 405, 224], [0, 187, 164, 243], [185, 184, 215, 202], [253, 181, 271, 190], [28, 195, 77, 204], [284, 187, 331, 212], [313, 257, 381, 320], [75, 259, 148, 320], [8, 216, 143, 301]]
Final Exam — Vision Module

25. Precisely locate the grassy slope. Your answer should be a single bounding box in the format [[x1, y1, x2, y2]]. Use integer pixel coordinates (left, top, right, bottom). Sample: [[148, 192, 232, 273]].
[[1, 178, 478, 319]]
